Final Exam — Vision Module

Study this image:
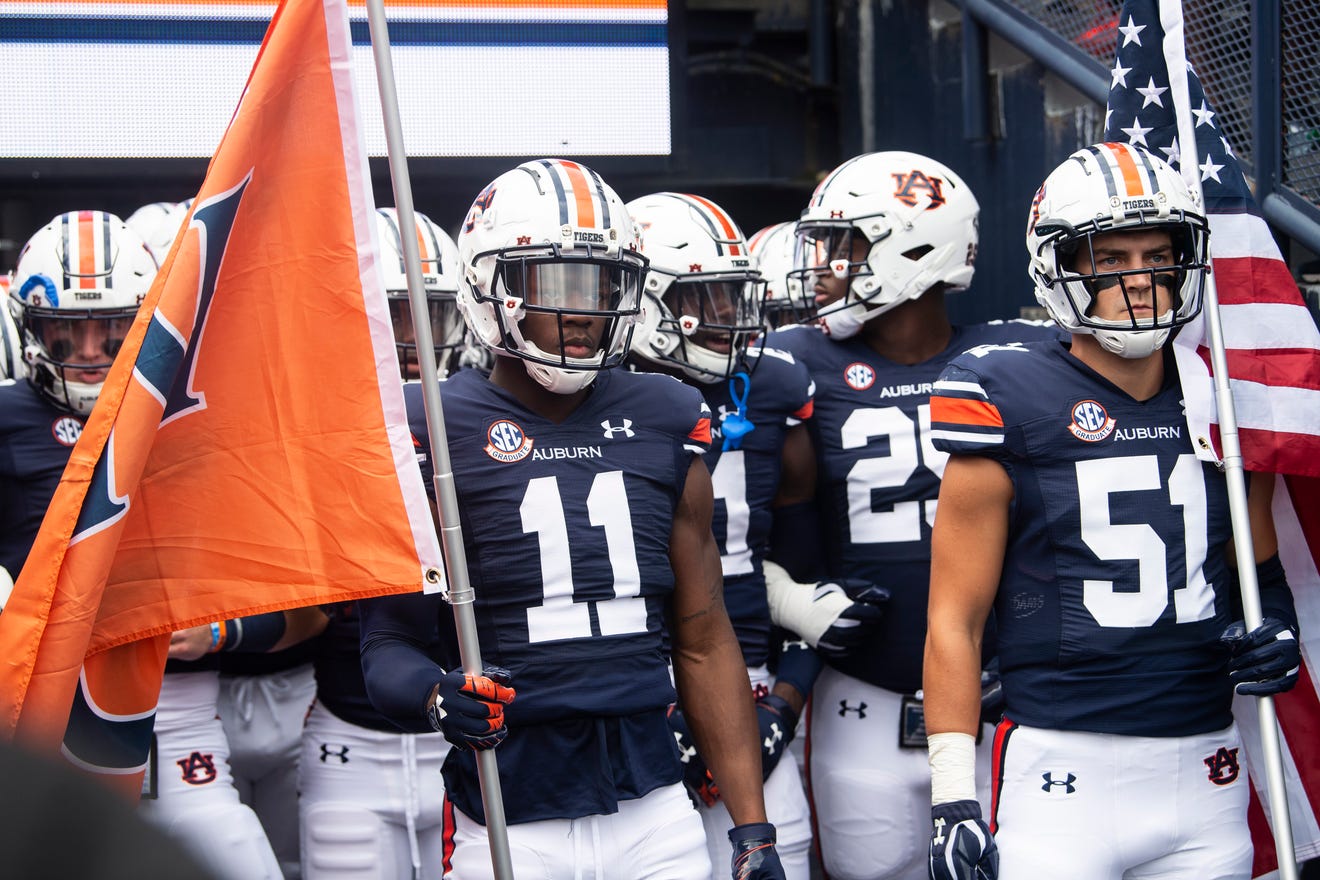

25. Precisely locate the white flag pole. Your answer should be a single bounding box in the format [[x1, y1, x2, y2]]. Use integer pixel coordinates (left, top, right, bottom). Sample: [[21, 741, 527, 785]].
[[361, 2, 515, 877], [1160, 3, 1298, 877]]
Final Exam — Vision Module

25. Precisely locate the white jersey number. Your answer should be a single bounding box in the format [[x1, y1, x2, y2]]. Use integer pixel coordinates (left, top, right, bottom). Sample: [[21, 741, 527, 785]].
[[521, 471, 649, 643], [710, 450, 754, 576], [1077, 454, 1214, 628], [840, 405, 947, 544]]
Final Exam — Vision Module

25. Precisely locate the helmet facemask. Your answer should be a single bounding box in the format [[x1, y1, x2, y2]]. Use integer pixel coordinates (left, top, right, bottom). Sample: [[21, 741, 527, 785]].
[[639, 271, 766, 383], [388, 292, 465, 379], [17, 297, 137, 415], [475, 244, 643, 392]]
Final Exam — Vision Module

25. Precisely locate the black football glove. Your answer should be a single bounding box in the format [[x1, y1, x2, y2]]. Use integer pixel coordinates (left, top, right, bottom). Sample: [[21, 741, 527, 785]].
[[813, 578, 891, 662], [929, 800, 997, 880], [755, 693, 799, 782], [426, 666, 514, 751], [729, 822, 786, 880], [1221, 617, 1301, 696], [667, 705, 720, 807]]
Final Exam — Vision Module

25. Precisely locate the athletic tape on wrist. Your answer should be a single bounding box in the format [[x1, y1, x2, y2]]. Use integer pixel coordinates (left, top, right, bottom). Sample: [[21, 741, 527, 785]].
[[928, 731, 977, 806]]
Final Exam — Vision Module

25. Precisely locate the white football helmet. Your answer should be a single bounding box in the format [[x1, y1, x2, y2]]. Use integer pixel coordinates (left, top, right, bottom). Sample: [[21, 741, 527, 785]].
[[793, 151, 979, 339], [9, 211, 156, 414], [456, 159, 644, 394], [627, 192, 765, 383], [375, 207, 464, 378], [1027, 143, 1209, 359], [748, 221, 811, 328], [125, 200, 191, 264]]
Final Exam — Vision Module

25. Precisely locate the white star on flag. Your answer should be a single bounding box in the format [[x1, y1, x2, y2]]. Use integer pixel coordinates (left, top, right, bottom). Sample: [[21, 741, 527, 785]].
[[1192, 99, 1216, 128], [1105, 108, 1113, 131], [1198, 153, 1224, 183], [1136, 77, 1167, 108], [1220, 135, 1236, 158], [1111, 60, 1132, 90], [1118, 16, 1146, 46], [1159, 135, 1180, 167], [1121, 116, 1153, 147]]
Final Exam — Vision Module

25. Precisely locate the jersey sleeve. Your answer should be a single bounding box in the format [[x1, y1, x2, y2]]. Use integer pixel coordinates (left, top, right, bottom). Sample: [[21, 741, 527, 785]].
[[684, 398, 713, 455], [929, 361, 1008, 456]]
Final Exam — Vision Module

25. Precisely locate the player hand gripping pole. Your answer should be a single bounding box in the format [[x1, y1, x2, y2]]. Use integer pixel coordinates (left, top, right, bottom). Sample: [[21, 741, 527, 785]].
[[363, 1, 514, 876]]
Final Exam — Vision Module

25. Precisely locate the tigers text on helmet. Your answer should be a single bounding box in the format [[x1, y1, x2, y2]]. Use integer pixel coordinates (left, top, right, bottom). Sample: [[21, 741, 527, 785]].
[[375, 207, 465, 379], [748, 221, 813, 328], [1026, 142, 1209, 359], [793, 151, 979, 339], [9, 211, 156, 414], [627, 192, 765, 383], [456, 158, 644, 395]]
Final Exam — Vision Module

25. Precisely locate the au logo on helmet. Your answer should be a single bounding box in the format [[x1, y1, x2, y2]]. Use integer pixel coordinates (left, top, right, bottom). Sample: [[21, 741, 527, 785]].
[[891, 170, 946, 210]]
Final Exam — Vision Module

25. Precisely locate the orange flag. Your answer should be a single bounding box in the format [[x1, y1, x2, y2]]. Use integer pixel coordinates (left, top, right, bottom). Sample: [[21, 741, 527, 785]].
[[0, 0, 443, 796]]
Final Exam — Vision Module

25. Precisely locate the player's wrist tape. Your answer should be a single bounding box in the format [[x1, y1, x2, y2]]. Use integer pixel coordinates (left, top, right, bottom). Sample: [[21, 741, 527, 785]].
[[763, 560, 848, 647], [928, 731, 977, 806], [211, 611, 287, 654]]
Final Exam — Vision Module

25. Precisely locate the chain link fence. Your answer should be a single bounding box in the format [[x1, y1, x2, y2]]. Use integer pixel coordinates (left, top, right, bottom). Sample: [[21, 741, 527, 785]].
[[997, 0, 1320, 204]]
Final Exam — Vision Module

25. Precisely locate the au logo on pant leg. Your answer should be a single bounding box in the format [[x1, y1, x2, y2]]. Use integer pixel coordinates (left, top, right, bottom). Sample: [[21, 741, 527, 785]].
[[1204, 747, 1240, 785]]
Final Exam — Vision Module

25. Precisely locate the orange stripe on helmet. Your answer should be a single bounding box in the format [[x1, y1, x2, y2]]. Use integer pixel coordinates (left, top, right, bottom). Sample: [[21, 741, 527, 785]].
[[560, 160, 597, 228], [1104, 143, 1145, 199], [77, 210, 98, 289], [685, 193, 743, 256], [413, 220, 432, 262], [931, 395, 1003, 428]]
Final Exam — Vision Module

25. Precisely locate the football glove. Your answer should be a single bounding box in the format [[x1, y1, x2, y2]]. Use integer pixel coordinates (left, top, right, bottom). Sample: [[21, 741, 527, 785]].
[[667, 705, 720, 807], [764, 560, 889, 662], [426, 666, 515, 751], [1221, 618, 1301, 696], [729, 822, 786, 880], [755, 694, 799, 782], [929, 800, 997, 880]]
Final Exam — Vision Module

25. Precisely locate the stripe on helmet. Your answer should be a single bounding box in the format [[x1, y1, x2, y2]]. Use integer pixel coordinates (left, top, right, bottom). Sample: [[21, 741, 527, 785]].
[[377, 209, 406, 273], [63, 210, 113, 291], [678, 193, 744, 257], [809, 153, 868, 208], [1083, 145, 1121, 201], [559, 160, 598, 228]]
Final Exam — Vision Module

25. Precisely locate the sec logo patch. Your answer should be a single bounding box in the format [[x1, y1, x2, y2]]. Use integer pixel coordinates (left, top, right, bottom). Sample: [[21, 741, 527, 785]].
[[484, 419, 534, 463], [51, 416, 84, 447], [1067, 399, 1115, 442], [843, 362, 875, 391]]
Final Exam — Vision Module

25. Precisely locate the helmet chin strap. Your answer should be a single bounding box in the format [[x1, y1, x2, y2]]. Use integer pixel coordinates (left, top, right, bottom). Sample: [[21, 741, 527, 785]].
[[1093, 326, 1171, 359], [523, 358, 599, 394]]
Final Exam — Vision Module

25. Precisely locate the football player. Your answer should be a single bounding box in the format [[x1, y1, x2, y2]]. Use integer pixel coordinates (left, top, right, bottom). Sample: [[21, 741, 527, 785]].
[[360, 159, 785, 879], [626, 192, 875, 879], [922, 142, 1297, 880], [748, 221, 814, 329], [374, 207, 465, 381], [764, 152, 1061, 880]]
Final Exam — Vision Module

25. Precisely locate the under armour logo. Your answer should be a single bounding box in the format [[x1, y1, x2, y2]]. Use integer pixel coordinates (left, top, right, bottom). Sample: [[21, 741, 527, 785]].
[[781, 638, 808, 651], [932, 816, 947, 846], [673, 731, 696, 764], [763, 723, 784, 752], [176, 751, 217, 786], [601, 419, 635, 439], [838, 700, 867, 718], [1041, 772, 1076, 794], [320, 743, 350, 764], [1204, 746, 1240, 786]]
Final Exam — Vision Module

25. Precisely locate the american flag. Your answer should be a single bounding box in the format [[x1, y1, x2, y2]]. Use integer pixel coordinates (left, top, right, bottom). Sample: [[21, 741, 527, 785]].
[[1104, 1, 1320, 875]]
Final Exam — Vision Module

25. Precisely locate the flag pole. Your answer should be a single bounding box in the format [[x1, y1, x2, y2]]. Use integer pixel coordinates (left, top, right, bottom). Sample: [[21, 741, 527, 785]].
[[1160, 3, 1298, 877], [362, 2, 515, 877]]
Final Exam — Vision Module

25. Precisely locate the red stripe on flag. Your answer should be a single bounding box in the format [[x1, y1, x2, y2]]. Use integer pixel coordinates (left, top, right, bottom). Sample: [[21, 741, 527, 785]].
[[1232, 427, 1320, 477], [1209, 349, 1320, 393], [1249, 783, 1279, 877], [1285, 475, 1320, 573], [1212, 255, 1312, 307]]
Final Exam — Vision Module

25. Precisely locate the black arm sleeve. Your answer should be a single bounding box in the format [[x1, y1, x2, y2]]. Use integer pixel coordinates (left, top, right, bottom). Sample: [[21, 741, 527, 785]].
[[359, 591, 449, 734]]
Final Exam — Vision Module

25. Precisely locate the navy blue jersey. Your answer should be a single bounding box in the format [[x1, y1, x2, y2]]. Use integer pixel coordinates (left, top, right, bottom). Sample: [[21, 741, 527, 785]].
[[0, 381, 85, 576], [931, 340, 1236, 736], [768, 321, 1061, 692], [363, 368, 710, 823], [700, 347, 814, 666]]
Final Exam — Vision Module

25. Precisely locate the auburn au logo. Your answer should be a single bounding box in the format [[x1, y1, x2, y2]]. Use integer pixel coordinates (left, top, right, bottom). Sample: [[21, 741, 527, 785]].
[[1204, 746, 1240, 786], [892, 170, 946, 209], [177, 751, 218, 785]]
